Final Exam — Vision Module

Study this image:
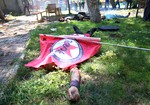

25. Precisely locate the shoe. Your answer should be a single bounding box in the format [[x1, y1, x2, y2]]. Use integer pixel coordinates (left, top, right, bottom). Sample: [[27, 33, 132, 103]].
[[73, 25, 83, 34], [68, 86, 80, 102]]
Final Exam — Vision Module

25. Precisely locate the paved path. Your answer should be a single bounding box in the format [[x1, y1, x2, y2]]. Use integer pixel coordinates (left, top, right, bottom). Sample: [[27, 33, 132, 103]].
[[0, 15, 39, 84]]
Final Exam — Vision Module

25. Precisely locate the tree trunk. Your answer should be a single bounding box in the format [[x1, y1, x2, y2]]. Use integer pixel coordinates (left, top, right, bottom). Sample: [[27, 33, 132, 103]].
[[0, 0, 8, 13], [143, 0, 150, 21], [86, 0, 101, 22], [3, 0, 7, 10], [0, 9, 5, 20], [67, 0, 71, 14], [17, 0, 24, 13], [0, 0, 23, 14], [16, 0, 22, 13]]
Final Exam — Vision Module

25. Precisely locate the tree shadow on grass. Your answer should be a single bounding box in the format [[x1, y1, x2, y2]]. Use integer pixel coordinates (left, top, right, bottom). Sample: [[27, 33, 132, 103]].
[[0, 34, 30, 84], [79, 47, 150, 105]]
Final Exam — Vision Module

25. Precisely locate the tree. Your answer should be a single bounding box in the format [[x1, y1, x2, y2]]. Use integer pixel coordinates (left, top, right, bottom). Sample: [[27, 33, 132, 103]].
[[0, 0, 24, 15], [86, 0, 101, 22], [143, 0, 150, 21], [2, 0, 7, 10], [67, 0, 71, 14], [0, 9, 5, 20]]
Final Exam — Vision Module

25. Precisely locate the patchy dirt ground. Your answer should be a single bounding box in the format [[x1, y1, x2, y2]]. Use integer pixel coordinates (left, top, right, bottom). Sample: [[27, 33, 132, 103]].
[[0, 15, 40, 83]]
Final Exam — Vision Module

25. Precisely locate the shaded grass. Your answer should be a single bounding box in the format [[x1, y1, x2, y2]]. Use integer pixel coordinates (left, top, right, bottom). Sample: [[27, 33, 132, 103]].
[[0, 17, 150, 105]]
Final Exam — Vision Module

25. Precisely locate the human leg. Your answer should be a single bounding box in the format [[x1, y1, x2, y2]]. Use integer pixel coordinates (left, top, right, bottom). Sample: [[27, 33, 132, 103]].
[[68, 67, 81, 101], [73, 25, 83, 34], [81, 2, 85, 9], [86, 28, 97, 37]]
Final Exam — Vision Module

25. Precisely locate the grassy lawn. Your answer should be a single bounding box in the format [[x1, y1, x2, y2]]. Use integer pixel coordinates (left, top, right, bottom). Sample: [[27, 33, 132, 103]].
[[0, 17, 150, 105]]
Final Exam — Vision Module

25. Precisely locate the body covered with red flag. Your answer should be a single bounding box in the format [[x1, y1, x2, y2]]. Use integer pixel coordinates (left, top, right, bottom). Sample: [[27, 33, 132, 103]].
[[25, 34, 101, 70]]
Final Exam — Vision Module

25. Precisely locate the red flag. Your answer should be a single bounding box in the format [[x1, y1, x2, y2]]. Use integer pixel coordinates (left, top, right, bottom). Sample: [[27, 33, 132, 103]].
[[25, 34, 101, 69]]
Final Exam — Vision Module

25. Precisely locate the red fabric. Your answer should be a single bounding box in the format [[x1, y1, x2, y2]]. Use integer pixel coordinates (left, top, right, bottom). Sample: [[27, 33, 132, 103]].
[[25, 34, 101, 70]]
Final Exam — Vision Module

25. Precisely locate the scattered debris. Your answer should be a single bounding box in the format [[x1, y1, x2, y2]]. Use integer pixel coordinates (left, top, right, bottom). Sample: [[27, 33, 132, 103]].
[[50, 28, 57, 31]]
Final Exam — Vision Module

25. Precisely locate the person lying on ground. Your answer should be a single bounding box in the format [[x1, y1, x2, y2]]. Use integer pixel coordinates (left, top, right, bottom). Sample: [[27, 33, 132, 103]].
[[25, 26, 99, 102], [68, 26, 97, 101], [102, 12, 130, 20], [59, 12, 90, 22]]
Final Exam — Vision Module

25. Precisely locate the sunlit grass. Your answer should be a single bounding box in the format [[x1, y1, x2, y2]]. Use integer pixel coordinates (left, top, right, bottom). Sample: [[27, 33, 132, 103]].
[[0, 17, 150, 105]]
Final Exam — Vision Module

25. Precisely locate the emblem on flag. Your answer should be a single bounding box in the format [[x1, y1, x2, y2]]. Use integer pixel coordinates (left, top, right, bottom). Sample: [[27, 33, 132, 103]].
[[51, 39, 83, 63]]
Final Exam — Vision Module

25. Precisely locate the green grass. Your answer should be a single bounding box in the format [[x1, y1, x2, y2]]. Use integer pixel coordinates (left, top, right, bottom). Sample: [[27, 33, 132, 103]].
[[0, 17, 150, 105]]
